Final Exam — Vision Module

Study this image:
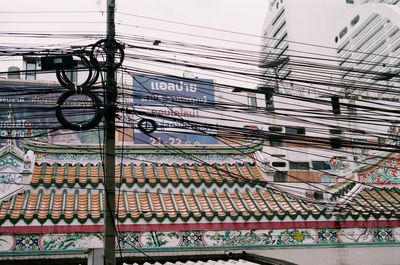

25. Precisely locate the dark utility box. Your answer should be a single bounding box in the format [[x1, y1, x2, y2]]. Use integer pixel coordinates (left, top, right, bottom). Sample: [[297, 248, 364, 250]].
[[41, 55, 74, 70]]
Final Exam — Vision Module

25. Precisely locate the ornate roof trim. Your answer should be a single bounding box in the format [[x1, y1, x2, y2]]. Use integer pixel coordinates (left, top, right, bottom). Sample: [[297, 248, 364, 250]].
[[22, 140, 264, 155], [1, 219, 400, 234]]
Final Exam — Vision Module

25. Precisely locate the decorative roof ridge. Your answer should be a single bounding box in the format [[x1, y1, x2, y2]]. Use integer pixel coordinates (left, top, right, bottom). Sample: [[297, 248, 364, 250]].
[[33, 159, 257, 167], [0, 133, 25, 162], [22, 140, 264, 155], [331, 182, 363, 205]]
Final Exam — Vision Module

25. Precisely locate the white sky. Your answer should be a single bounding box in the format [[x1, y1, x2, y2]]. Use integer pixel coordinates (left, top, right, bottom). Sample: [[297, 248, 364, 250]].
[[0, 0, 268, 77]]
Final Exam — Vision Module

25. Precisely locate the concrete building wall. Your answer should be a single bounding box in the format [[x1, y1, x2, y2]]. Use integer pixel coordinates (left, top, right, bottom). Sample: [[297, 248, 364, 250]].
[[253, 245, 400, 265]]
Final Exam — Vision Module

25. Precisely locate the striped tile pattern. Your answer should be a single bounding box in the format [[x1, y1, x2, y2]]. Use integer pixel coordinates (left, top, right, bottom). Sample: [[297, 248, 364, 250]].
[[30, 162, 264, 187], [0, 186, 327, 224], [342, 186, 400, 218]]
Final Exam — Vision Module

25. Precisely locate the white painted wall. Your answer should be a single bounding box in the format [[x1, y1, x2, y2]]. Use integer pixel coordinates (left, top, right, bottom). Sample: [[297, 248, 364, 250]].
[[252, 245, 400, 265]]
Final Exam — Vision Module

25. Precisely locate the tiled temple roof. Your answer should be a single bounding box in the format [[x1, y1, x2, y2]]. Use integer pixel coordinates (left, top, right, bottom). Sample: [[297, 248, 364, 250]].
[[336, 186, 400, 219], [1, 140, 400, 228], [31, 162, 264, 188], [2, 183, 400, 225], [0, 186, 327, 225]]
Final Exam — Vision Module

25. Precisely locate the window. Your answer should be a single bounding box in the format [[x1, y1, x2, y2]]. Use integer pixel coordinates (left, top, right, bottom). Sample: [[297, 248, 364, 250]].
[[351, 15, 360, 26], [271, 154, 286, 158], [273, 21, 286, 38], [285, 126, 305, 135], [330, 138, 342, 149], [270, 136, 283, 147], [347, 104, 357, 115], [272, 162, 286, 168], [289, 161, 309, 170], [273, 171, 287, 182], [312, 161, 331, 170], [339, 27, 348, 39], [378, 137, 386, 146], [274, 33, 287, 49], [352, 138, 367, 148], [265, 93, 274, 111], [248, 94, 257, 108], [346, 0, 354, 4], [269, 126, 283, 132], [331, 96, 341, 114], [329, 129, 342, 135], [272, 8, 285, 26], [314, 191, 324, 200], [25, 61, 37, 80]]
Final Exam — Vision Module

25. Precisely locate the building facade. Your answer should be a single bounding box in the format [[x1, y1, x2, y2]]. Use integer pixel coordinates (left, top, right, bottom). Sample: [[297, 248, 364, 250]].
[[258, 0, 400, 198]]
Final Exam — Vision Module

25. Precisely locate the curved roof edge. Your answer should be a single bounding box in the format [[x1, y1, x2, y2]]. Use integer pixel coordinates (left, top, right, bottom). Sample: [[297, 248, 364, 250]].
[[21, 140, 264, 155]]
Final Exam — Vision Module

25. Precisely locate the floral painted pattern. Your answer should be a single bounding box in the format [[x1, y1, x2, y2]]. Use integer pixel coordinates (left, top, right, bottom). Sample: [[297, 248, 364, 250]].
[[205, 230, 264, 246], [359, 158, 400, 184], [338, 228, 373, 243], [317, 228, 338, 244], [140, 232, 180, 248], [276, 229, 313, 245], [15, 235, 39, 251], [373, 228, 394, 242], [41, 233, 103, 250], [38, 153, 252, 166], [118, 232, 140, 249], [1, 226, 400, 254], [182, 231, 203, 247]]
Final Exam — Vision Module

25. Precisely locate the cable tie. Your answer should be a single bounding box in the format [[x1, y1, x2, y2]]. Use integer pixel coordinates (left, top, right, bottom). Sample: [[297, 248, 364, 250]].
[[75, 85, 82, 94]]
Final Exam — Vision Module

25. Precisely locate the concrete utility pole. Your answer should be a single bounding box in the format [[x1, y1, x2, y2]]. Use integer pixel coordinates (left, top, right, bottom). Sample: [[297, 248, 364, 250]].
[[104, 0, 117, 264]]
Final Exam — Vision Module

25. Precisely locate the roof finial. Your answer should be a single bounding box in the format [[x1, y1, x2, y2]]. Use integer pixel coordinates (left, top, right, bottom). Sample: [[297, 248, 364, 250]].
[[6, 104, 16, 148]]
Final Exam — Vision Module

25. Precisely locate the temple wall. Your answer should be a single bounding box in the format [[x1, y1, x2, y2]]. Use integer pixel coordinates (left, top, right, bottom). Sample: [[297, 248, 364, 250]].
[[253, 245, 400, 265], [0, 226, 399, 265]]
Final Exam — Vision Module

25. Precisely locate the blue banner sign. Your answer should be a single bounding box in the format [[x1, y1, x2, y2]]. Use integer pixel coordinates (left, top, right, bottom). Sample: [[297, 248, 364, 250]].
[[135, 132, 217, 146], [133, 74, 215, 107], [132, 74, 218, 145]]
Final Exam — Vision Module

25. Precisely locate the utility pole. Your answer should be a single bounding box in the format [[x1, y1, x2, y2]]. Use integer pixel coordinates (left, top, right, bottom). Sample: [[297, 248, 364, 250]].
[[104, 0, 117, 264]]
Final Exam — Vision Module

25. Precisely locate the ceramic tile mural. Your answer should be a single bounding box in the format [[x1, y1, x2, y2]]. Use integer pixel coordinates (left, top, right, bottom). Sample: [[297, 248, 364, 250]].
[[1, 227, 400, 253]]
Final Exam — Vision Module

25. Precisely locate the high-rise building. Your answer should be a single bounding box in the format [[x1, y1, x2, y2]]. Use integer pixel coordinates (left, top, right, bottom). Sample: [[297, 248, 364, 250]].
[[335, 1, 400, 99], [259, 0, 400, 195]]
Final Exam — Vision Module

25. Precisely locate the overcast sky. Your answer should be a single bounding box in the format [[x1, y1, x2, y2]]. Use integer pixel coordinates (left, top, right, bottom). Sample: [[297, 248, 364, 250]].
[[0, 0, 268, 73]]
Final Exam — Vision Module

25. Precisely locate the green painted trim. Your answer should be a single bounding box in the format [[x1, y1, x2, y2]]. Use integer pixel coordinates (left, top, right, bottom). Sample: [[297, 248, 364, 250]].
[[201, 188, 216, 215], [233, 163, 247, 183], [114, 241, 400, 253], [246, 188, 263, 219], [2, 241, 400, 256], [224, 163, 234, 181], [125, 163, 134, 186], [331, 182, 356, 201], [48, 189, 55, 219], [255, 188, 274, 214], [376, 188, 397, 209], [193, 188, 206, 219], [33, 189, 43, 219], [180, 188, 191, 220], [22, 140, 264, 155], [223, 188, 240, 217], [0, 249, 87, 256], [234, 188, 252, 221], [359, 191, 380, 212], [385, 187, 400, 204], [162, 164, 170, 184], [244, 162, 258, 181]]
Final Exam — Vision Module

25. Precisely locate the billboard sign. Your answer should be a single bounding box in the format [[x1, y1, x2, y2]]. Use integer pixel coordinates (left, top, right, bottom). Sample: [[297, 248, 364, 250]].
[[132, 74, 218, 145], [0, 80, 101, 147]]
